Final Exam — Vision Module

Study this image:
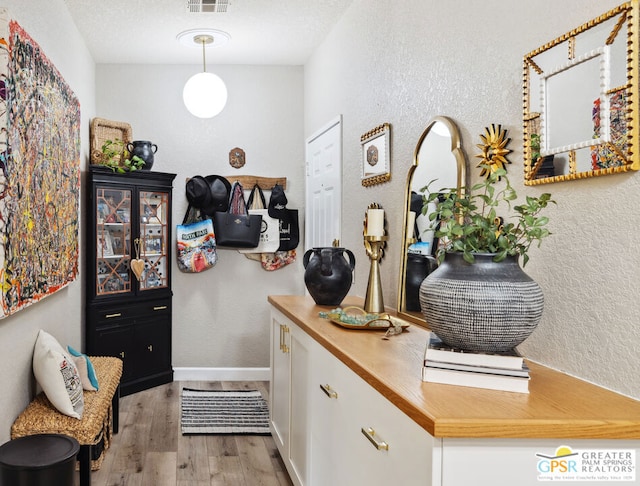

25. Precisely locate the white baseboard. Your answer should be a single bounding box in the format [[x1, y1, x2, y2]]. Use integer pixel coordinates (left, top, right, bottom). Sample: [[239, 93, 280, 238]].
[[173, 367, 271, 382]]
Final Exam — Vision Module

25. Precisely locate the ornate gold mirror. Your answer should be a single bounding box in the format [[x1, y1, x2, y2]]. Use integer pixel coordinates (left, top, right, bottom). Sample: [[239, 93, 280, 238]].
[[397, 116, 467, 326], [523, 1, 640, 185]]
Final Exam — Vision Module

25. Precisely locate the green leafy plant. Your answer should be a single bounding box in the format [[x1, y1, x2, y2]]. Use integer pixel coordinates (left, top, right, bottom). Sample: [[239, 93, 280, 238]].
[[99, 139, 146, 173], [421, 167, 555, 267]]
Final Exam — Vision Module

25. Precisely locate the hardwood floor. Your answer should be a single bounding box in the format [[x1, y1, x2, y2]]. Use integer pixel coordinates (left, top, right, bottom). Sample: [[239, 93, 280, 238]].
[[76, 381, 293, 486]]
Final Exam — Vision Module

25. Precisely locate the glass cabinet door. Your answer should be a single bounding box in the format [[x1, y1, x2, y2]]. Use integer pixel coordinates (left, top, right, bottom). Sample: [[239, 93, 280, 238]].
[[139, 191, 169, 291], [96, 188, 132, 296]]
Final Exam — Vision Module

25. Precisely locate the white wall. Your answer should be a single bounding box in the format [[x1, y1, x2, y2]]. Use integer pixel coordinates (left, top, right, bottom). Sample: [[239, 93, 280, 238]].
[[305, 0, 640, 398], [0, 0, 95, 442], [95, 64, 306, 370]]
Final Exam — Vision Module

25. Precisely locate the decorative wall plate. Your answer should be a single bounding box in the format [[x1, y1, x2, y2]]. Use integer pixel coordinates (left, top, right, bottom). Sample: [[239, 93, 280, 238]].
[[229, 147, 246, 168]]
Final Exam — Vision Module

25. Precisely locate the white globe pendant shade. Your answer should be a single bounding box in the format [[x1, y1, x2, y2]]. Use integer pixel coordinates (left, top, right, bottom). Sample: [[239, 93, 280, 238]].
[[183, 72, 228, 118]]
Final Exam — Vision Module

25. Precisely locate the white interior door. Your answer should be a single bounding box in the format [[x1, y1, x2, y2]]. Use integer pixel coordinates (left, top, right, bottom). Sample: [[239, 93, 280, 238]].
[[305, 115, 342, 250]]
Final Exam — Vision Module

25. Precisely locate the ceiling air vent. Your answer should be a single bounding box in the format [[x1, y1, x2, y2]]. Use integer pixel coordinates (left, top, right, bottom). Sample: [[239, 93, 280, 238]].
[[187, 0, 229, 13]]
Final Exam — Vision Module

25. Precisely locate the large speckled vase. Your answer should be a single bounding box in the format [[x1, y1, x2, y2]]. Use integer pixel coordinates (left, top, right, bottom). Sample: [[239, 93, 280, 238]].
[[303, 247, 355, 306], [419, 252, 544, 352]]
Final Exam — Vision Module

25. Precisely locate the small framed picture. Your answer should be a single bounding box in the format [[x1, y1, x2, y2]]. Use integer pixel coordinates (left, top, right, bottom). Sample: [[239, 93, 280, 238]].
[[97, 202, 107, 224], [112, 236, 123, 254], [116, 209, 130, 223], [145, 271, 160, 288], [145, 237, 162, 254], [98, 232, 114, 257], [361, 123, 391, 187], [99, 274, 123, 293]]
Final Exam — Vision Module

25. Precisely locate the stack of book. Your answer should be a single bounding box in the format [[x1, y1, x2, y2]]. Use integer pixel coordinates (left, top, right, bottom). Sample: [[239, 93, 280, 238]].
[[422, 332, 530, 393]]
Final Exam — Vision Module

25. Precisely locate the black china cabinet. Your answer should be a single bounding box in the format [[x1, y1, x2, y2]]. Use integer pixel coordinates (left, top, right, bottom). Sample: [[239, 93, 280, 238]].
[[86, 165, 176, 396]]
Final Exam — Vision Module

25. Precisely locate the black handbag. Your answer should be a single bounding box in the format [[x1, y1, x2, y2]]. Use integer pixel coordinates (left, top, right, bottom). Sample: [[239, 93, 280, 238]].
[[213, 181, 262, 248]]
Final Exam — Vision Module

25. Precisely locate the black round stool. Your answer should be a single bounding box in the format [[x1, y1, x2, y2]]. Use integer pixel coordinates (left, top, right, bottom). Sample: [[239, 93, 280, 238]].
[[0, 434, 79, 486]]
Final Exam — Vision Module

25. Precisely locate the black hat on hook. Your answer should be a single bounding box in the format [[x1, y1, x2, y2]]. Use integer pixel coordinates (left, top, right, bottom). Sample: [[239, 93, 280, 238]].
[[186, 175, 231, 216], [206, 175, 231, 213]]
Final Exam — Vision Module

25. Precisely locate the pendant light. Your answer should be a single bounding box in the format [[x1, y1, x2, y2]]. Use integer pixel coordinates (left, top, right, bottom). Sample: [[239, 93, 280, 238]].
[[178, 29, 230, 119]]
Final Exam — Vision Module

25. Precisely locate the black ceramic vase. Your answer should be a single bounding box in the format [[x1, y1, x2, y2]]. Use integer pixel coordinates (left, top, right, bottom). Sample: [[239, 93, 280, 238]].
[[127, 141, 157, 170], [419, 252, 544, 352], [303, 247, 355, 306], [405, 253, 437, 312]]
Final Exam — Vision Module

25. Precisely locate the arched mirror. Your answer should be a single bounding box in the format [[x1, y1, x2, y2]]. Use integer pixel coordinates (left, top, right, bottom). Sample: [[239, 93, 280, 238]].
[[397, 116, 467, 326], [523, 1, 640, 184]]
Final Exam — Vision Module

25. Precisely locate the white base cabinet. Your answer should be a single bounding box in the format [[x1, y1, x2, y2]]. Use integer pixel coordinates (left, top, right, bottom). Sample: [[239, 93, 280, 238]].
[[270, 296, 640, 486], [270, 308, 312, 486], [309, 338, 441, 486], [271, 307, 440, 486]]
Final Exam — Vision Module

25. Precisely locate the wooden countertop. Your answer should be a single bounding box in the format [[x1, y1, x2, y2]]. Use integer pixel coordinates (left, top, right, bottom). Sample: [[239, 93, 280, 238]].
[[268, 294, 640, 440]]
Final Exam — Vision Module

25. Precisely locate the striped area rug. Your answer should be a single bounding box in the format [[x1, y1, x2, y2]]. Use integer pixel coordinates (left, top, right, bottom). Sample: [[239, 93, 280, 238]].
[[180, 388, 271, 435]]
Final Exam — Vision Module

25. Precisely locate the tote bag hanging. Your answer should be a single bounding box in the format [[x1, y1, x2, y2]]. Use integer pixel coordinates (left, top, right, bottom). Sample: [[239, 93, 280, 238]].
[[176, 205, 217, 273], [213, 181, 262, 248], [268, 184, 300, 251], [243, 184, 266, 261], [239, 184, 280, 254]]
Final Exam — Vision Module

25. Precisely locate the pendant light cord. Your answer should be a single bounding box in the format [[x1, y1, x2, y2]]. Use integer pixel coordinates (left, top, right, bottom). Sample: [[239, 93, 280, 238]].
[[201, 37, 207, 73]]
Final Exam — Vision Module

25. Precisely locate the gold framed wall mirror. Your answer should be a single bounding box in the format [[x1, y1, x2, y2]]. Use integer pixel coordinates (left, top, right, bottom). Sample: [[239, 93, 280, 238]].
[[396, 116, 467, 326], [523, 1, 640, 185]]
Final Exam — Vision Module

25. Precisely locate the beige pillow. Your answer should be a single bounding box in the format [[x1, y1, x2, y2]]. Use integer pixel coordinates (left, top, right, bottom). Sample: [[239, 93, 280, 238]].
[[32, 330, 84, 419], [67, 345, 99, 391], [71, 356, 97, 392]]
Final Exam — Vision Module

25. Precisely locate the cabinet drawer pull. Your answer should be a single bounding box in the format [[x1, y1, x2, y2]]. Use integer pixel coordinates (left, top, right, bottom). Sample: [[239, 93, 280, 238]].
[[361, 427, 389, 451], [148, 345, 153, 352], [105, 313, 122, 318], [119, 351, 125, 358], [281, 325, 290, 353], [319, 384, 338, 399], [153, 305, 167, 311]]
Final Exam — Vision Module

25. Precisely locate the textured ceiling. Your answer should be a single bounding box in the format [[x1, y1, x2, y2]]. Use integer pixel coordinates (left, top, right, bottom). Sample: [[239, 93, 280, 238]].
[[63, 0, 354, 65]]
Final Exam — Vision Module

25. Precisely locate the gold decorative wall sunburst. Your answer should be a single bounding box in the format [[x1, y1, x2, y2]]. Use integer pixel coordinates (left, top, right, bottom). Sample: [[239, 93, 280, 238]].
[[475, 124, 512, 179]]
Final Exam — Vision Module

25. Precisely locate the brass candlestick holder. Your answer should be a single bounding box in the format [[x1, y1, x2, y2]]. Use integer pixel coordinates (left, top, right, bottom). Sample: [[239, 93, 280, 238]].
[[363, 203, 388, 314], [364, 234, 388, 313]]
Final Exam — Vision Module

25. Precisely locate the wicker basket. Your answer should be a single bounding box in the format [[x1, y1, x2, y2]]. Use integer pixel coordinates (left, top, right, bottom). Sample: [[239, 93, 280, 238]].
[[90, 117, 132, 166]]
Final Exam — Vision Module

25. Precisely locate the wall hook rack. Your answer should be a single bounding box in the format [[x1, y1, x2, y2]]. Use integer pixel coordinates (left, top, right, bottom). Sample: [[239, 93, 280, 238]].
[[225, 175, 287, 190], [186, 175, 286, 191]]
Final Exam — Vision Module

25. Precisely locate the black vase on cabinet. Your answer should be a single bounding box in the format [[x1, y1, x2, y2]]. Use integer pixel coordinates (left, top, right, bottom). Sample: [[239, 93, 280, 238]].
[[303, 247, 355, 306], [126, 141, 157, 171], [86, 165, 176, 396], [405, 253, 437, 312]]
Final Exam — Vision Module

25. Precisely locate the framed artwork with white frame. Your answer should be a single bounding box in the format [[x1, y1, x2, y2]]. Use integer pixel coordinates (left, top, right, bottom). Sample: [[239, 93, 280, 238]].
[[361, 123, 391, 186]]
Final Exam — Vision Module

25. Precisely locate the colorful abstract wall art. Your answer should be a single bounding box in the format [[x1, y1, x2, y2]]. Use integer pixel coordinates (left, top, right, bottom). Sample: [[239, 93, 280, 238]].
[[591, 88, 629, 170], [0, 9, 80, 318]]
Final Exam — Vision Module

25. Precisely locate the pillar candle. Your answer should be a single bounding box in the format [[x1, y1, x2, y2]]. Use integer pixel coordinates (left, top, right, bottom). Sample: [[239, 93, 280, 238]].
[[367, 208, 385, 237]]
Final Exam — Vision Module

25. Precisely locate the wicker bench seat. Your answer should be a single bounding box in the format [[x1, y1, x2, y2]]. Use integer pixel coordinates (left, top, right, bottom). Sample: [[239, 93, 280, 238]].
[[11, 356, 122, 486]]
